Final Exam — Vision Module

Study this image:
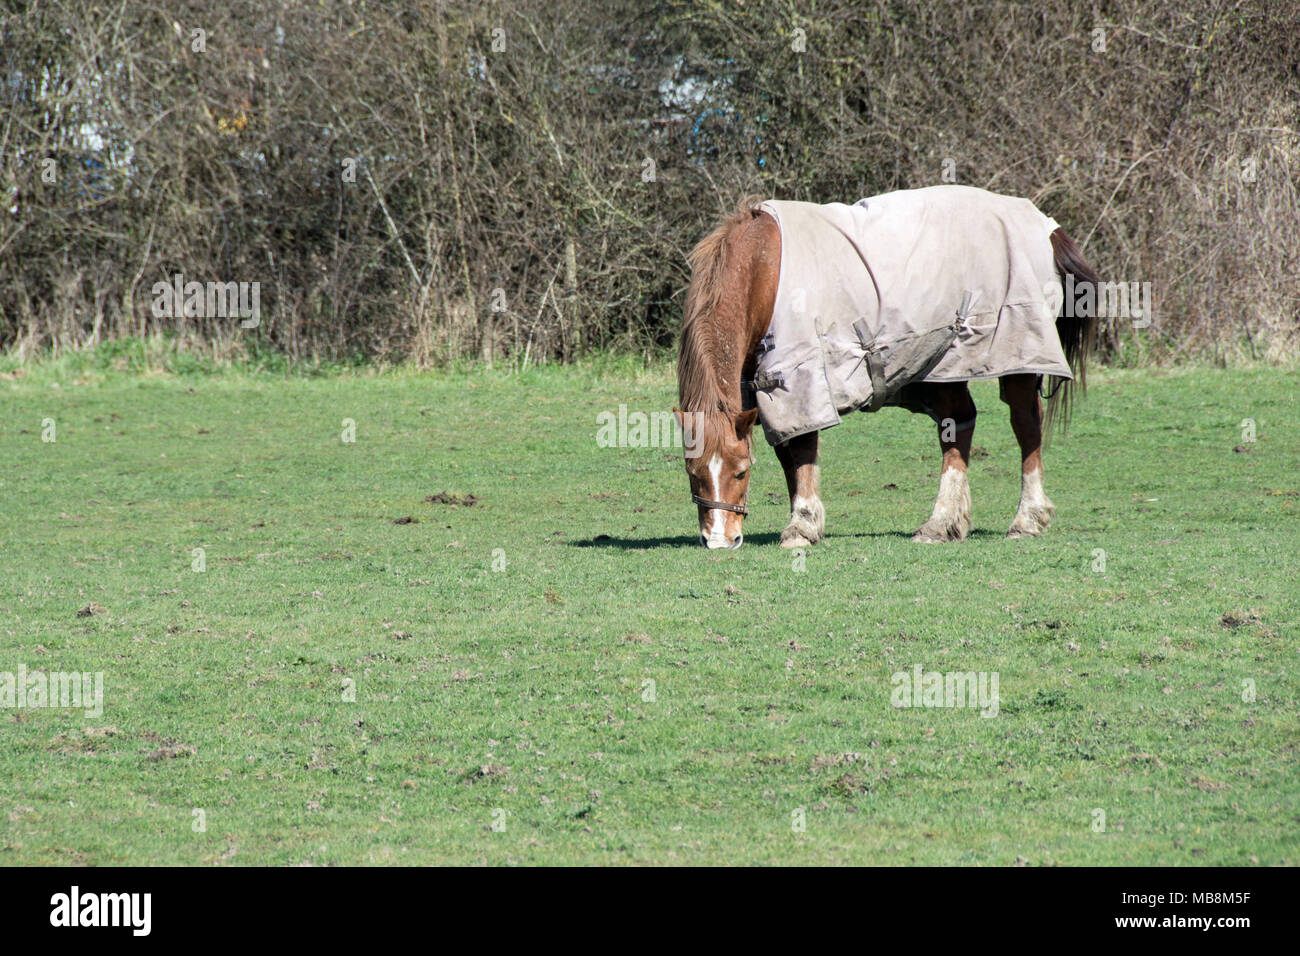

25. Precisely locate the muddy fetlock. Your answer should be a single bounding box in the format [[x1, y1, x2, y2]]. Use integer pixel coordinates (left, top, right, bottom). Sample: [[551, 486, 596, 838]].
[[781, 495, 824, 547]]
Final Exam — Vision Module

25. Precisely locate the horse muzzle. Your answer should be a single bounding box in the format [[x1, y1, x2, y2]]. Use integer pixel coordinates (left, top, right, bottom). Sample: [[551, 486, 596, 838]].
[[701, 531, 743, 549], [693, 495, 747, 549]]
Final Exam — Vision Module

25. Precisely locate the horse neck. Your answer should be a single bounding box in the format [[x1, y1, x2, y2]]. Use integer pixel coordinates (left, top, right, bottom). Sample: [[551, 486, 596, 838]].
[[708, 268, 770, 412], [683, 211, 776, 415], [733, 215, 778, 397], [705, 314, 746, 413]]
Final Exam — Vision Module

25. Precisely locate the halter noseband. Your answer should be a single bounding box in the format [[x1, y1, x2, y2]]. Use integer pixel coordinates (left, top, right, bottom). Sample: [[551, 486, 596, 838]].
[[692, 494, 749, 516]]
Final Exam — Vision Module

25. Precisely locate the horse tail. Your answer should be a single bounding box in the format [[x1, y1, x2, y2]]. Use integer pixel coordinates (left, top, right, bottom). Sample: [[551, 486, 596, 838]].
[[1045, 227, 1100, 434]]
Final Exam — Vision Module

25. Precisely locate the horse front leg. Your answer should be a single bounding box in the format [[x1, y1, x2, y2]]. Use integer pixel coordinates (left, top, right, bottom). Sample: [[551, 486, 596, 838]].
[[774, 431, 823, 547], [1001, 374, 1055, 537], [913, 384, 975, 543]]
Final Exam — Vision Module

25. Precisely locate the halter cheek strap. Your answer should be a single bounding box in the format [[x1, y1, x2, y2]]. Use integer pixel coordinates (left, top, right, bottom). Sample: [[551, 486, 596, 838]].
[[692, 494, 749, 516]]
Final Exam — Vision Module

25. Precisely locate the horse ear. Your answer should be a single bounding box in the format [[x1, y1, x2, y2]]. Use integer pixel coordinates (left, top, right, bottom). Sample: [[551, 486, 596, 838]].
[[734, 407, 759, 438]]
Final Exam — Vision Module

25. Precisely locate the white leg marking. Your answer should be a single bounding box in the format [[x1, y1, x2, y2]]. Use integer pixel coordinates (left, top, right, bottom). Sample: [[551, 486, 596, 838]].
[[1008, 467, 1055, 537], [781, 466, 825, 547], [790, 494, 824, 536], [913, 467, 972, 542]]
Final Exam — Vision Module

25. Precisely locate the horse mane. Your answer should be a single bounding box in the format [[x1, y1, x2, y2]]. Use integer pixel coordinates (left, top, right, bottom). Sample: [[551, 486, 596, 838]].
[[677, 195, 765, 415]]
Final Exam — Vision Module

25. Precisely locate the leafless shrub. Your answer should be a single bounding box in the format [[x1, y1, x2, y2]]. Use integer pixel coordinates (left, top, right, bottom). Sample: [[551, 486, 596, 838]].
[[1, 0, 1295, 366]]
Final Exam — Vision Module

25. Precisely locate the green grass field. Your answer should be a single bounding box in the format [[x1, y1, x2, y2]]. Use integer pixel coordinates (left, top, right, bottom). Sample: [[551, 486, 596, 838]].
[[1, 352, 1296, 865]]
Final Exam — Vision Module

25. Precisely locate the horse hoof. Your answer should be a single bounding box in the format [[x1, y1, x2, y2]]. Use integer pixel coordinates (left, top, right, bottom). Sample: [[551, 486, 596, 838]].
[[912, 521, 968, 543], [780, 530, 814, 548], [1007, 506, 1053, 538]]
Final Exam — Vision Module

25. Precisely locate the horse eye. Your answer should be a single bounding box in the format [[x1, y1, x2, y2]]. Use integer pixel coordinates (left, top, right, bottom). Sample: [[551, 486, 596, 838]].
[[735, 469, 748, 480]]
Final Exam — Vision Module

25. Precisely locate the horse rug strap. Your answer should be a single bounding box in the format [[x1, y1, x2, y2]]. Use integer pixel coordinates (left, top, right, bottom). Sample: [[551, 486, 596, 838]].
[[746, 185, 1072, 446]]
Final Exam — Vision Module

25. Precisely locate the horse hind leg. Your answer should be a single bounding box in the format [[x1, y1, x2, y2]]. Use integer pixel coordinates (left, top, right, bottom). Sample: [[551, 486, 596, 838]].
[[774, 431, 824, 547], [913, 384, 975, 543], [1001, 374, 1056, 537]]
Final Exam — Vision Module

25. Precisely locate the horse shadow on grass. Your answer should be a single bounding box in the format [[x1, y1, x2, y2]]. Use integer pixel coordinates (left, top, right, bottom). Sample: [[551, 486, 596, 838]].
[[571, 532, 783, 549], [828, 528, 1005, 542], [571, 528, 1004, 549]]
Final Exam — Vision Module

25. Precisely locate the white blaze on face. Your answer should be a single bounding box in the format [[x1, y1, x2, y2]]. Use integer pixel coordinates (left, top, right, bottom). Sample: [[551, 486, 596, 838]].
[[707, 453, 727, 539]]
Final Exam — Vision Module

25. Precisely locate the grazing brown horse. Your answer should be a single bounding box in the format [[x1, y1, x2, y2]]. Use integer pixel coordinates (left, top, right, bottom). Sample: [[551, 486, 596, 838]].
[[675, 189, 1099, 549]]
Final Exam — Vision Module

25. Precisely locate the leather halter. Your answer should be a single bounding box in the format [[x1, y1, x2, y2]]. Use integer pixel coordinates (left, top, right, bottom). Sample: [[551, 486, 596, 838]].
[[692, 494, 749, 516], [690, 433, 754, 517]]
